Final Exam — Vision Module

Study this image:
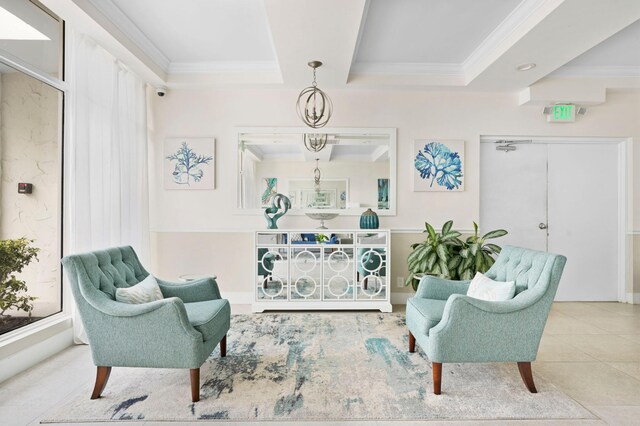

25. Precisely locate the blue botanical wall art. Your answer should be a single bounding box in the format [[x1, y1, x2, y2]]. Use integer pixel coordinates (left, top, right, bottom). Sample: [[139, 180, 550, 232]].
[[164, 138, 215, 190], [261, 178, 278, 207], [413, 140, 464, 192], [378, 178, 390, 209]]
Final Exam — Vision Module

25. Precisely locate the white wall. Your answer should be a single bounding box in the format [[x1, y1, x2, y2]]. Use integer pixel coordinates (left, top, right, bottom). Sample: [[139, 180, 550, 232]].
[[149, 88, 640, 298], [0, 72, 61, 317]]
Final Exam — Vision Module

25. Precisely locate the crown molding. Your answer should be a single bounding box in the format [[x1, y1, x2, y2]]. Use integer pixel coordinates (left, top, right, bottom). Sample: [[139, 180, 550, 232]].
[[550, 65, 640, 77], [350, 62, 462, 76], [169, 61, 280, 74], [84, 0, 171, 72]]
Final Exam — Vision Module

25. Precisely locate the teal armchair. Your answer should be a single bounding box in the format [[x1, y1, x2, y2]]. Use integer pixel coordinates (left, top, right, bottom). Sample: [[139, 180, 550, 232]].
[[61, 246, 230, 402], [406, 246, 566, 395]]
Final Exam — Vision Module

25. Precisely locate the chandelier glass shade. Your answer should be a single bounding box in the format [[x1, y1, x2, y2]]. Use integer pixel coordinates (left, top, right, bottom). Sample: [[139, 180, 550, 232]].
[[304, 133, 328, 152], [296, 61, 332, 129]]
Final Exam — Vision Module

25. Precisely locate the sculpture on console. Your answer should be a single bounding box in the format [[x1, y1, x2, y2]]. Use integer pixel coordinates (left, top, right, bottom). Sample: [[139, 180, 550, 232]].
[[264, 193, 291, 229]]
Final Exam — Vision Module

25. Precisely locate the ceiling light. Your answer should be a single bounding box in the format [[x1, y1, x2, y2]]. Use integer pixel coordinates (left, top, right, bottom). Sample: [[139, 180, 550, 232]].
[[516, 63, 536, 71], [0, 6, 50, 40], [304, 133, 328, 153], [296, 61, 332, 129]]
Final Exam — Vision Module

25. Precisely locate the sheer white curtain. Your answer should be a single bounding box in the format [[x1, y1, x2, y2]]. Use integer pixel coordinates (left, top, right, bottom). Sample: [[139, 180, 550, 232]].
[[242, 152, 257, 209], [66, 33, 150, 343]]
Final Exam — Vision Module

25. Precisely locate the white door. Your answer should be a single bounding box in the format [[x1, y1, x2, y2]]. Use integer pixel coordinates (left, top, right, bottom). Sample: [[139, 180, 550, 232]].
[[480, 140, 620, 301], [480, 143, 548, 251], [548, 144, 619, 301]]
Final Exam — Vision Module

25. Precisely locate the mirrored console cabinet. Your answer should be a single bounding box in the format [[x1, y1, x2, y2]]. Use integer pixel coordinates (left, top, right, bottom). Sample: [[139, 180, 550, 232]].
[[253, 230, 392, 312]]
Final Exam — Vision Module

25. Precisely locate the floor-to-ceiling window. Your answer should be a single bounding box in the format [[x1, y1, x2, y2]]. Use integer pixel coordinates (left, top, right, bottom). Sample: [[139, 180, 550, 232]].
[[0, 0, 64, 336]]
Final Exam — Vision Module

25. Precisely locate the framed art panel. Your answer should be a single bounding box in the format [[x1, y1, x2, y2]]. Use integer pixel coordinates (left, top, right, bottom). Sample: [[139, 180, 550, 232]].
[[164, 138, 215, 189], [302, 189, 337, 208], [413, 140, 464, 191]]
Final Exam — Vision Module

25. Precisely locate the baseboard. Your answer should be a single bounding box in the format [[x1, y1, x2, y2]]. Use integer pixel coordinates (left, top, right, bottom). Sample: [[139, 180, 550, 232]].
[[227, 291, 413, 306], [225, 291, 253, 305], [391, 292, 412, 305], [0, 318, 73, 383], [626, 292, 640, 304]]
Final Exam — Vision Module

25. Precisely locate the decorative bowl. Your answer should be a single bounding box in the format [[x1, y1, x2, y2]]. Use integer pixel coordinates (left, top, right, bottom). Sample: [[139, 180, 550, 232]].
[[305, 212, 339, 229]]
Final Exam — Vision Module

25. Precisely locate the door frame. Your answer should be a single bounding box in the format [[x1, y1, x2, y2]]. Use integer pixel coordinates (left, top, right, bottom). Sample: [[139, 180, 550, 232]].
[[480, 135, 632, 303]]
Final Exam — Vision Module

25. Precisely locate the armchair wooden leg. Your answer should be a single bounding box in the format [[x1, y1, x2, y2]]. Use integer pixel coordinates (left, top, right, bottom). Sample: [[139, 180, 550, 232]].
[[408, 331, 416, 353], [433, 362, 442, 395], [90, 366, 111, 399], [517, 362, 537, 393], [190, 368, 200, 402], [220, 334, 227, 357]]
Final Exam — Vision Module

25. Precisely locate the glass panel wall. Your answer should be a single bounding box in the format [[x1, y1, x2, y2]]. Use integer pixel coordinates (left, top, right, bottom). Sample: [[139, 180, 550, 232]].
[[0, 0, 62, 78], [0, 0, 63, 336]]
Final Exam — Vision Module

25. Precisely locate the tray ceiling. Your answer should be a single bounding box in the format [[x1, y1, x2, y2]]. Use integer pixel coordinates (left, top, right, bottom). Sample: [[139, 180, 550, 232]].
[[53, 0, 640, 90]]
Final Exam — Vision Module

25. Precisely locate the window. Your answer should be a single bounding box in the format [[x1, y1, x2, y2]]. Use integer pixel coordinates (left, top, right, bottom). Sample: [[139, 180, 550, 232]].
[[0, 0, 63, 336]]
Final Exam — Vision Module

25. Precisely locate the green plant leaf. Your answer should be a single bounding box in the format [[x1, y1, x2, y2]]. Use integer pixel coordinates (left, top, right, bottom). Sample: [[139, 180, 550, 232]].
[[461, 269, 473, 280], [427, 252, 437, 270], [438, 259, 450, 278], [481, 252, 494, 272], [425, 222, 437, 242], [448, 256, 462, 269], [469, 243, 479, 256], [407, 244, 426, 263], [484, 243, 502, 254], [440, 231, 461, 241], [482, 229, 508, 240], [460, 248, 469, 259], [436, 244, 448, 262], [442, 220, 453, 235], [432, 263, 441, 276]]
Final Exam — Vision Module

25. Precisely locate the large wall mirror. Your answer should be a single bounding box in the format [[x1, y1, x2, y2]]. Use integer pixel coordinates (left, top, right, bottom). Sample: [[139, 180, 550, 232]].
[[237, 127, 396, 216]]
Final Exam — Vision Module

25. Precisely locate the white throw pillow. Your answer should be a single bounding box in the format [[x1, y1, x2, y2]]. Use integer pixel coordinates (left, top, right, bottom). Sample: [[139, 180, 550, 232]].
[[467, 272, 515, 302], [115, 275, 164, 304]]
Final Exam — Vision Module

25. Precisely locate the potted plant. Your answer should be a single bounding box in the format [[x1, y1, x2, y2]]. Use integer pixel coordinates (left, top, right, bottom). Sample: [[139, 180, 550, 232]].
[[405, 221, 507, 290], [0, 238, 40, 327]]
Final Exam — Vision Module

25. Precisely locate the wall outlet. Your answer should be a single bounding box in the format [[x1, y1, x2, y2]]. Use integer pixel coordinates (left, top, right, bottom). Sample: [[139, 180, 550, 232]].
[[397, 277, 405, 288]]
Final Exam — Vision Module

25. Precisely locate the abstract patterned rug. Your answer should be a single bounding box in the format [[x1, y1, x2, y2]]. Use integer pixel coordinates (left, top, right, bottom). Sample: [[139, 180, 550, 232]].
[[43, 313, 593, 422]]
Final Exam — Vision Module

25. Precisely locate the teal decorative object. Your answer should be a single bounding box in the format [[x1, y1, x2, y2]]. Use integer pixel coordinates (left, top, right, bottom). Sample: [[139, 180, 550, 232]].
[[359, 208, 379, 229], [264, 193, 291, 229]]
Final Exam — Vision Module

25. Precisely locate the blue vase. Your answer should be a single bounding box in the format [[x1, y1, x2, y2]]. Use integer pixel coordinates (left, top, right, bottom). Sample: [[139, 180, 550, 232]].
[[360, 209, 379, 229]]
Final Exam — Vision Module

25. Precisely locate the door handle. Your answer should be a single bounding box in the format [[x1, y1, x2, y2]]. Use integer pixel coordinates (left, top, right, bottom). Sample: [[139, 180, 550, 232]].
[[538, 223, 548, 230]]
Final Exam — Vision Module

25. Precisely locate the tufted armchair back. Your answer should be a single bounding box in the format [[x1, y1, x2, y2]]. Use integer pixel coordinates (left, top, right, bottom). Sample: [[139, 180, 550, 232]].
[[484, 245, 566, 301], [62, 246, 149, 301]]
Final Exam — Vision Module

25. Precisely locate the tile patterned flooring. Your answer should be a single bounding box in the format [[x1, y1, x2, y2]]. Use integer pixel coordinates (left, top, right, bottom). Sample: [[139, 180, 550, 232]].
[[1, 302, 639, 425]]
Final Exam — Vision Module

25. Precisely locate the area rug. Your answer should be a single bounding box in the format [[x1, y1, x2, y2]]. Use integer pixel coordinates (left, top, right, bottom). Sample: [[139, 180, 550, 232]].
[[43, 313, 594, 422]]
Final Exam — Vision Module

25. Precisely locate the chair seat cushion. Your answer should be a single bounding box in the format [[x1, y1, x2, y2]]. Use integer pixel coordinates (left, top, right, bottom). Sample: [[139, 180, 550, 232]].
[[406, 297, 447, 336], [184, 299, 230, 342]]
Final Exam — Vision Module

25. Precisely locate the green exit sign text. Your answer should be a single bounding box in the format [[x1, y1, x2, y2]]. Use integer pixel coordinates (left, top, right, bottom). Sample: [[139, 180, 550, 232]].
[[548, 104, 575, 122]]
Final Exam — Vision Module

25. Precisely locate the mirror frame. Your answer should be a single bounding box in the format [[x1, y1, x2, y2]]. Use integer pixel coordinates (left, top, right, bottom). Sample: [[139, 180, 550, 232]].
[[236, 127, 397, 216]]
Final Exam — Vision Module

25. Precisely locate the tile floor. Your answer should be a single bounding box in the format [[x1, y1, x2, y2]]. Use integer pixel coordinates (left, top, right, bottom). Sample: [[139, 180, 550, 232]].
[[1, 302, 639, 426]]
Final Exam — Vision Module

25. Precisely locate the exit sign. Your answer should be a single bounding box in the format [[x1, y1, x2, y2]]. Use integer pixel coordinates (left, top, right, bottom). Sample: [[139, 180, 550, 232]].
[[548, 104, 575, 122]]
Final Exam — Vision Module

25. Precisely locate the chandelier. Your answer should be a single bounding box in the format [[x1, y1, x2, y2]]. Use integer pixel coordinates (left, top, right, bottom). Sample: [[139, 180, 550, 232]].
[[296, 61, 332, 128], [304, 133, 328, 152]]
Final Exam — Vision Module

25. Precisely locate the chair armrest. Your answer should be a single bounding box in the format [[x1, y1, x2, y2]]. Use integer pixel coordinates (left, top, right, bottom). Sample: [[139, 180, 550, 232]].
[[427, 294, 543, 362], [415, 275, 470, 300], [79, 291, 201, 343], [157, 277, 222, 302]]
